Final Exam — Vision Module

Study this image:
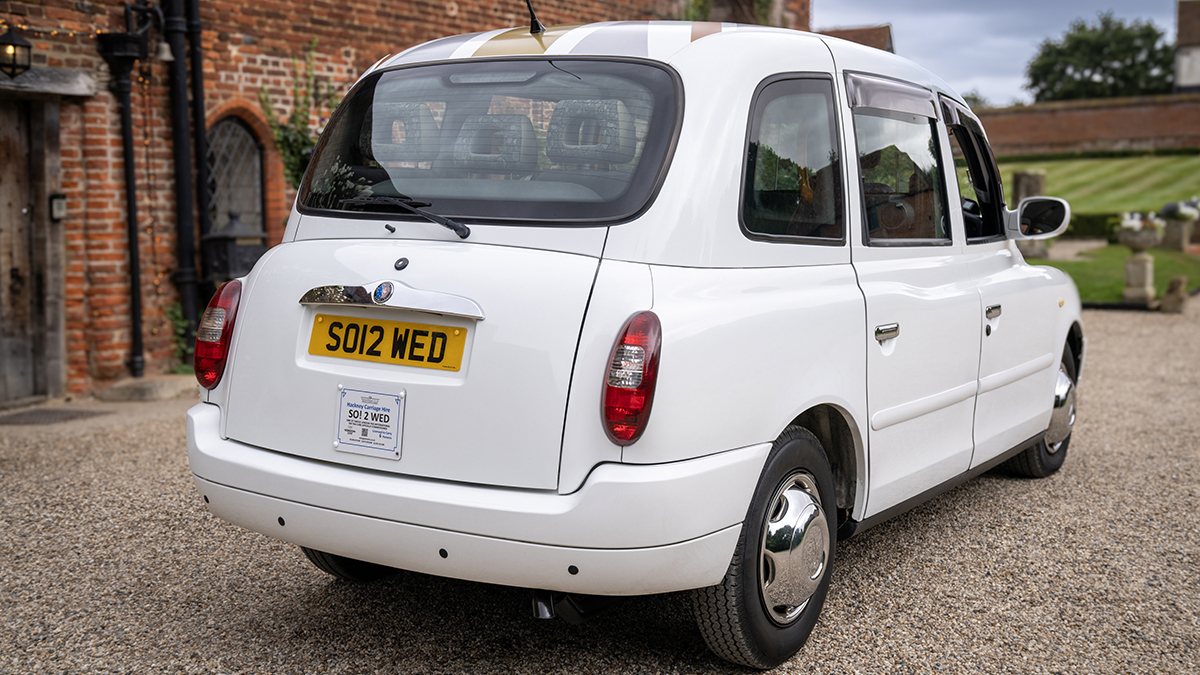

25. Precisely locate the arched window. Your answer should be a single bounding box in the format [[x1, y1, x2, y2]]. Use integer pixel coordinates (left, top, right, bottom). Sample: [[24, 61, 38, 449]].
[[206, 117, 264, 234]]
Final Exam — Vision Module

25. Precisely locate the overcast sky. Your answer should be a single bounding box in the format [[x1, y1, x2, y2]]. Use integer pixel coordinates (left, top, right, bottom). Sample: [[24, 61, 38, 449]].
[[813, 0, 1179, 105]]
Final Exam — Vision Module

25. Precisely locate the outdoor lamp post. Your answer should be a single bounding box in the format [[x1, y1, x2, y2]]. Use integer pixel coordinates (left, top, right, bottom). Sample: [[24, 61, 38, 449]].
[[0, 25, 32, 78]]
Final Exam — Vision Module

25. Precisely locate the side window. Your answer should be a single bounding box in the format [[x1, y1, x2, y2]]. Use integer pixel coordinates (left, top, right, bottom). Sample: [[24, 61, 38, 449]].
[[944, 105, 1005, 241], [741, 77, 843, 242], [853, 110, 950, 243]]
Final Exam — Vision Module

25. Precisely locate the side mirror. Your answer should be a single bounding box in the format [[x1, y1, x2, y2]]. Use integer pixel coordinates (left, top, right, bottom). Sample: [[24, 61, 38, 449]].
[[1005, 196, 1071, 240]]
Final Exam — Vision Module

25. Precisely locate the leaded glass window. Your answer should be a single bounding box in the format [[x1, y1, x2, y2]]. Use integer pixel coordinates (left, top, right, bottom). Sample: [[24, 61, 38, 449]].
[[206, 117, 264, 233]]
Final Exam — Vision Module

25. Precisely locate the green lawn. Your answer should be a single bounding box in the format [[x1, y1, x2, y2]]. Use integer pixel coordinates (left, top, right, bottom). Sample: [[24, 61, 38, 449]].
[[998, 155, 1200, 214], [1034, 245, 1200, 303]]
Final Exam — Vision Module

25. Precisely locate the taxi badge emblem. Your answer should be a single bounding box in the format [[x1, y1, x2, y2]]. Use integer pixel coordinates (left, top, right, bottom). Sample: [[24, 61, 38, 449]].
[[373, 282, 394, 304]]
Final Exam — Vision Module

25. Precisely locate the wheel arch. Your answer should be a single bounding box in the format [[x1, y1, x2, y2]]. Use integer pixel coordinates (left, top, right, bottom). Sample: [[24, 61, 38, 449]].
[[1066, 321, 1084, 379], [788, 404, 864, 529]]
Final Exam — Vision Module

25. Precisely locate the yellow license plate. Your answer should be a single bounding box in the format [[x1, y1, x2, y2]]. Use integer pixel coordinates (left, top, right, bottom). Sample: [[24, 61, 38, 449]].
[[308, 313, 467, 371]]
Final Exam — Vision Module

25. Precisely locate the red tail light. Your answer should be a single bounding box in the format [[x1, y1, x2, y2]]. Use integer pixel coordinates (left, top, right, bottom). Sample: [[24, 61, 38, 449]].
[[194, 280, 242, 390], [602, 311, 662, 446]]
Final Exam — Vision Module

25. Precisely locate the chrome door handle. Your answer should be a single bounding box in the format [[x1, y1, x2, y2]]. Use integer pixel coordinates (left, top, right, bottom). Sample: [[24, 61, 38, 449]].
[[986, 304, 1002, 320], [875, 323, 900, 342]]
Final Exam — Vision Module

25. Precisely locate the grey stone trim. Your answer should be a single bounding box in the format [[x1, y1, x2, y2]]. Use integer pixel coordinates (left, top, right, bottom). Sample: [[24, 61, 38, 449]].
[[0, 67, 97, 98]]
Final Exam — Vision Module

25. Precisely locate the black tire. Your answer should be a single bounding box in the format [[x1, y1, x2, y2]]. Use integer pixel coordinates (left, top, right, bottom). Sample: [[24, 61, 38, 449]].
[[1003, 344, 1077, 478], [692, 426, 837, 669], [300, 547, 394, 582]]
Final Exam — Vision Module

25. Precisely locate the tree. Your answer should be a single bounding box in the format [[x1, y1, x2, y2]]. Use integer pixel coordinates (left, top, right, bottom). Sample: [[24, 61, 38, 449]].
[[961, 89, 991, 110], [1025, 12, 1174, 102], [680, 0, 776, 25]]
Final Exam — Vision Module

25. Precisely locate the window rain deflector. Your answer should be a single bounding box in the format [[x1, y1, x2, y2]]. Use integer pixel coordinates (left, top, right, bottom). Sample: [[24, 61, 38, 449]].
[[845, 72, 937, 119]]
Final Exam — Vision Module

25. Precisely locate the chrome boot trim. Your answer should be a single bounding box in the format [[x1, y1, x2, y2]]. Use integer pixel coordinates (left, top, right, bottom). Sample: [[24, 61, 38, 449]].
[[300, 280, 485, 320]]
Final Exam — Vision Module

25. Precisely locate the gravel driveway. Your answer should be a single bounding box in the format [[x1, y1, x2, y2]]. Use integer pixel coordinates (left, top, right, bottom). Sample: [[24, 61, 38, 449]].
[[2, 304, 1198, 674]]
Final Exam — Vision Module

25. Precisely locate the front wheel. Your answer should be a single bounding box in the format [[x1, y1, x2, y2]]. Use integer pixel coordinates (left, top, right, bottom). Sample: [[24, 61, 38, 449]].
[[692, 426, 837, 669]]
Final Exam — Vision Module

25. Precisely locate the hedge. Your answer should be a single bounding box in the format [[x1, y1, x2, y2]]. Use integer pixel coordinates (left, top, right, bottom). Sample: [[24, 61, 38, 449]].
[[1064, 213, 1121, 242]]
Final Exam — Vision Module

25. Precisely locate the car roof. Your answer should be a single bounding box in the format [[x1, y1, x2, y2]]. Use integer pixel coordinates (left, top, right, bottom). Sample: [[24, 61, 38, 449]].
[[380, 21, 754, 67], [369, 21, 962, 108]]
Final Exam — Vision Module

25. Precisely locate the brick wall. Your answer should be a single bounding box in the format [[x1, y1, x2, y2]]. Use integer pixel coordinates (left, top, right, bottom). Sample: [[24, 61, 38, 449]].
[[977, 94, 1200, 157], [57, 60, 181, 388], [1180, 2, 1200, 93], [2, 1, 811, 395], [1180, 0, 1200, 47]]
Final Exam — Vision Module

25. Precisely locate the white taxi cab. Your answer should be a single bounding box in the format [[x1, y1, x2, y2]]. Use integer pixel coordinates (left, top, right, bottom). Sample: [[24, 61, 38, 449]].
[[187, 20, 1082, 669]]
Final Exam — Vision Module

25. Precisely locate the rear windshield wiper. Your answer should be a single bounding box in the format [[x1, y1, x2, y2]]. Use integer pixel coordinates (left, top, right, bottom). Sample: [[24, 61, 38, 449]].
[[339, 195, 470, 239]]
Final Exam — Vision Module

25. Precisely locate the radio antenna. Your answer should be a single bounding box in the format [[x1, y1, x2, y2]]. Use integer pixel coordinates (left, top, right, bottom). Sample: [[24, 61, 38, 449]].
[[525, 0, 546, 34]]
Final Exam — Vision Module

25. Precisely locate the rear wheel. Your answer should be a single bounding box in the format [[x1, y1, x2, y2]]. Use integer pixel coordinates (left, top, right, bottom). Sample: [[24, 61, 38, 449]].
[[300, 547, 394, 582], [1004, 344, 1077, 478], [692, 426, 836, 669]]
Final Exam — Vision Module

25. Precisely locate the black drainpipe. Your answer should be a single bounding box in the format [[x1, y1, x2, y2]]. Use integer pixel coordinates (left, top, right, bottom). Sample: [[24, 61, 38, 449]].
[[162, 0, 200, 336], [97, 7, 158, 378], [185, 0, 213, 263]]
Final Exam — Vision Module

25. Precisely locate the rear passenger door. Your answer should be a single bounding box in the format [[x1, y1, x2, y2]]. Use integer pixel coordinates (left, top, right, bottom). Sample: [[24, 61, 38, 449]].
[[942, 98, 1061, 467], [846, 74, 980, 517]]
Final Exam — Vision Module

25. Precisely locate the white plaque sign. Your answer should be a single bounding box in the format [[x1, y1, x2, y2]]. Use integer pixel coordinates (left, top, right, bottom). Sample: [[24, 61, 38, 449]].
[[335, 388, 404, 460]]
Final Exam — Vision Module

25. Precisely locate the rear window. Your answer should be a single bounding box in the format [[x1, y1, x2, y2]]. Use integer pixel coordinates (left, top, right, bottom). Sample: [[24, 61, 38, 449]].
[[298, 58, 679, 224]]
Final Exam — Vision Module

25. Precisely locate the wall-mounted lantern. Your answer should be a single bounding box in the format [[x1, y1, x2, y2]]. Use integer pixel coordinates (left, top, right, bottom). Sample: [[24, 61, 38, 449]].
[[0, 25, 32, 78]]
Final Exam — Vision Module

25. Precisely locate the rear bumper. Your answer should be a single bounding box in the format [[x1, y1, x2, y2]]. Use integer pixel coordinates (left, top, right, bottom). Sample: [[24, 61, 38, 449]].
[[186, 403, 769, 595]]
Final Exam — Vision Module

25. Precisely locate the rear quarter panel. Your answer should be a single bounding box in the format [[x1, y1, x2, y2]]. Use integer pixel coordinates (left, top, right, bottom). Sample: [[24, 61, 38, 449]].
[[623, 263, 867, 467]]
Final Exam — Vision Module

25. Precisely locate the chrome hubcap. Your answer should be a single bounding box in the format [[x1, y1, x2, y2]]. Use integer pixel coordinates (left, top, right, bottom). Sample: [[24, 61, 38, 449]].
[[1045, 363, 1076, 452], [758, 471, 829, 626]]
